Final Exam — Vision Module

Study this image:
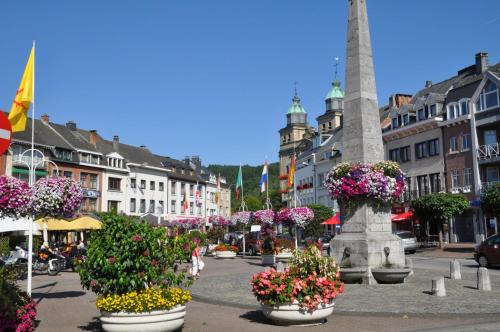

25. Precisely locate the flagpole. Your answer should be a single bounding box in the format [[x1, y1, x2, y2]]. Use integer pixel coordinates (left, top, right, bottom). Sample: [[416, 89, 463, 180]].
[[27, 40, 35, 296]]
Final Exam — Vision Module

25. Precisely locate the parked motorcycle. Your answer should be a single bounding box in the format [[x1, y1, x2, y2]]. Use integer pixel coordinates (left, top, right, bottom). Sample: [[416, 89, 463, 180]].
[[35, 249, 61, 276]]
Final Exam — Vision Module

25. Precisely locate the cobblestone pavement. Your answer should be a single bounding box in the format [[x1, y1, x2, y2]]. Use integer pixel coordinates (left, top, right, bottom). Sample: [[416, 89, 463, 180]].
[[26, 256, 500, 332], [191, 256, 500, 315]]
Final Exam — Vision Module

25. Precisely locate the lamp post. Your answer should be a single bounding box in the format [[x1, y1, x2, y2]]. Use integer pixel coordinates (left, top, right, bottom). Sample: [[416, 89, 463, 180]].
[[18, 148, 59, 296]]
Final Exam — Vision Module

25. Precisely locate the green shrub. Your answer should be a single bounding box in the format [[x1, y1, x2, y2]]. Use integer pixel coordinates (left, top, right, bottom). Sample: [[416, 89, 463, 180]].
[[187, 230, 207, 246], [78, 212, 194, 296], [0, 237, 9, 256]]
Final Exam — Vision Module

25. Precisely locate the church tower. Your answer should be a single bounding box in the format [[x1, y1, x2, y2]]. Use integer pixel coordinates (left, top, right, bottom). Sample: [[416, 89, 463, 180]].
[[278, 90, 311, 197], [317, 59, 344, 135]]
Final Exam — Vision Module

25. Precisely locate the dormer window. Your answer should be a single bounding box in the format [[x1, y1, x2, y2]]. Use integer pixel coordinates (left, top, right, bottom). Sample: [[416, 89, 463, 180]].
[[430, 104, 437, 117], [460, 100, 469, 115], [477, 81, 499, 111], [417, 109, 424, 121], [402, 114, 409, 126], [391, 117, 398, 129]]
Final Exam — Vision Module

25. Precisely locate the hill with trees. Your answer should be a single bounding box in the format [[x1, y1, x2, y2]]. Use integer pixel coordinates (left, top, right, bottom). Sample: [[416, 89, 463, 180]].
[[207, 162, 284, 212]]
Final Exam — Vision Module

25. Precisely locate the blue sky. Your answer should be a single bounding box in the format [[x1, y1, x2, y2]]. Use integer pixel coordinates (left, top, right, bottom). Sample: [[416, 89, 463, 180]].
[[1, 0, 499, 166]]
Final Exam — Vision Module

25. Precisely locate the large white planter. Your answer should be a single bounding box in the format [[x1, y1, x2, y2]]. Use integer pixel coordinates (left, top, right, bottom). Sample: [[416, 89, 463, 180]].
[[276, 252, 293, 262], [215, 250, 237, 258], [100, 305, 186, 332], [261, 301, 334, 326], [261, 254, 275, 266]]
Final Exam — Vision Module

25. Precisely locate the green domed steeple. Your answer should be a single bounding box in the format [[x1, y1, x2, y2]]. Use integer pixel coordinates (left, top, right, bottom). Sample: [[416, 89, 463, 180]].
[[287, 93, 306, 114], [326, 80, 344, 100]]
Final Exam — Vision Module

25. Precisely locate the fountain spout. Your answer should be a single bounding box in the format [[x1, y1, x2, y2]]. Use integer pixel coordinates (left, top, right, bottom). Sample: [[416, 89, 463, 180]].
[[341, 247, 352, 268], [383, 247, 392, 268]]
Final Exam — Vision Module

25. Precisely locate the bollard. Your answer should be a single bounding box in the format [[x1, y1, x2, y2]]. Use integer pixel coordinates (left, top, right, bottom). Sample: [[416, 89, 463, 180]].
[[477, 267, 491, 291], [431, 277, 446, 296], [406, 258, 414, 277], [450, 259, 461, 280]]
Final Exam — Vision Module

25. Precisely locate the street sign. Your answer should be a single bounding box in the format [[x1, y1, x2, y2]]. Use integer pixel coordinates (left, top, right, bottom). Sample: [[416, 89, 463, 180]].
[[0, 112, 13, 155]]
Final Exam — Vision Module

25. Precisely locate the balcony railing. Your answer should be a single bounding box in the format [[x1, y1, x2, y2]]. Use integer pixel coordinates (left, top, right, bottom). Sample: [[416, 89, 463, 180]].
[[482, 181, 500, 191], [478, 143, 500, 160]]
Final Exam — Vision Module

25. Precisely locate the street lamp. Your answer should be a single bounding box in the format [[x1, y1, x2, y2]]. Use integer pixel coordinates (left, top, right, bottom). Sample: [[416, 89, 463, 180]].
[[18, 148, 59, 296]]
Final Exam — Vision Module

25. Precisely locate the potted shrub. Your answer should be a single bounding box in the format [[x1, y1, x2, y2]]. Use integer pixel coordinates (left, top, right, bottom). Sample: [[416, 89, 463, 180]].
[[260, 223, 275, 266], [78, 213, 193, 332], [213, 244, 238, 258], [251, 245, 344, 325]]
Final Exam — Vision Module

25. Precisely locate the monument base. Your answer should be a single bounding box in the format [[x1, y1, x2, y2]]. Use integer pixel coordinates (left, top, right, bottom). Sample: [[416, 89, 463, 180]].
[[329, 204, 406, 284]]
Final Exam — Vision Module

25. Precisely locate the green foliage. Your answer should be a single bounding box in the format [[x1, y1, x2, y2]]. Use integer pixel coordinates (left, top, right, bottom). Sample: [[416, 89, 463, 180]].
[[78, 212, 193, 296], [245, 195, 263, 211], [0, 237, 9, 256], [304, 205, 334, 239], [206, 227, 224, 244], [482, 184, 500, 217], [0, 266, 30, 329], [411, 193, 469, 227], [206, 162, 280, 211], [270, 189, 285, 211], [187, 230, 207, 246]]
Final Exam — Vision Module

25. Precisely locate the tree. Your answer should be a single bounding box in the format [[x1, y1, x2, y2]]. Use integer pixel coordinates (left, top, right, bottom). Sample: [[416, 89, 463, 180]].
[[482, 184, 500, 218], [304, 205, 334, 240], [244, 195, 263, 212], [269, 189, 285, 211], [411, 193, 469, 247]]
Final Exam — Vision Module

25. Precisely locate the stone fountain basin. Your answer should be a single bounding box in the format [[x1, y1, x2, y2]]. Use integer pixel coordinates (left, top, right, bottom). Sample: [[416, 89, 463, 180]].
[[371, 268, 411, 284], [339, 268, 366, 283]]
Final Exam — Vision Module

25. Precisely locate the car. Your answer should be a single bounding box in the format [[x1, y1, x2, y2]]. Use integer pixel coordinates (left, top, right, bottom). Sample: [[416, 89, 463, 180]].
[[393, 231, 418, 254], [475, 234, 500, 267], [223, 232, 243, 245], [238, 231, 262, 256]]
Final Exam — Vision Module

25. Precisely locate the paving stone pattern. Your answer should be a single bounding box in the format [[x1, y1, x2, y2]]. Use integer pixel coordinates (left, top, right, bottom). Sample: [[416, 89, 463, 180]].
[[191, 256, 500, 315]]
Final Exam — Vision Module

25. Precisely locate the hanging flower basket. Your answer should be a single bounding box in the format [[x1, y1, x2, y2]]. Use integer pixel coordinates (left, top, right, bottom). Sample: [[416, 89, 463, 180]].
[[208, 215, 232, 227], [31, 177, 83, 218], [0, 176, 31, 219], [277, 207, 314, 228], [231, 211, 251, 225], [171, 218, 204, 229], [252, 210, 275, 225], [325, 161, 405, 209]]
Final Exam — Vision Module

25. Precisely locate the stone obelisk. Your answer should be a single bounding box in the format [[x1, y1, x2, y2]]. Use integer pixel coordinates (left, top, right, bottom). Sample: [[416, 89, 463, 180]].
[[330, 0, 405, 281]]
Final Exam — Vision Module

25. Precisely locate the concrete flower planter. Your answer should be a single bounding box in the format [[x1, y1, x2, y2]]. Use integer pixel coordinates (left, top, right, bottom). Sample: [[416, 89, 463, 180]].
[[215, 250, 237, 258], [261, 254, 275, 266], [100, 305, 186, 332], [276, 252, 293, 262], [261, 301, 334, 326]]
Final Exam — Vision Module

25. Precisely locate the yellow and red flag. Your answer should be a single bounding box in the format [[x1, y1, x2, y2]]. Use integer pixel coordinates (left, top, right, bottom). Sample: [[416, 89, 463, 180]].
[[288, 154, 296, 188], [8, 46, 35, 132]]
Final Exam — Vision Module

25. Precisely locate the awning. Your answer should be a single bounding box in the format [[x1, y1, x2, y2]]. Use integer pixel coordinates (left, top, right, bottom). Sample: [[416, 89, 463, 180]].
[[0, 217, 41, 233], [391, 211, 414, 222], [322, 213, 341, 225], [35, 216, 102, 231], [11, 167, 48, 176]]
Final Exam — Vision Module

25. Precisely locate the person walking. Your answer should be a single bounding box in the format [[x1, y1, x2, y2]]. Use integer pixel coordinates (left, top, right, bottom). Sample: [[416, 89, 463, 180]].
[[191, 238, 203, 279]]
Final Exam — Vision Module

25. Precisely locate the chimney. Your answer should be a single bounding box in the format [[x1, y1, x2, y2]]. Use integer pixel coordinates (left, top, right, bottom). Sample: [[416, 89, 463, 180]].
[[41, 114, 49, 124], [89, 130, 97, 147], [66, 121, 77, 131], [425, 80, 433, 88], [112, 135, 119, 151], [475, 52, 489, 74], [191, 156, 201, 169]]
